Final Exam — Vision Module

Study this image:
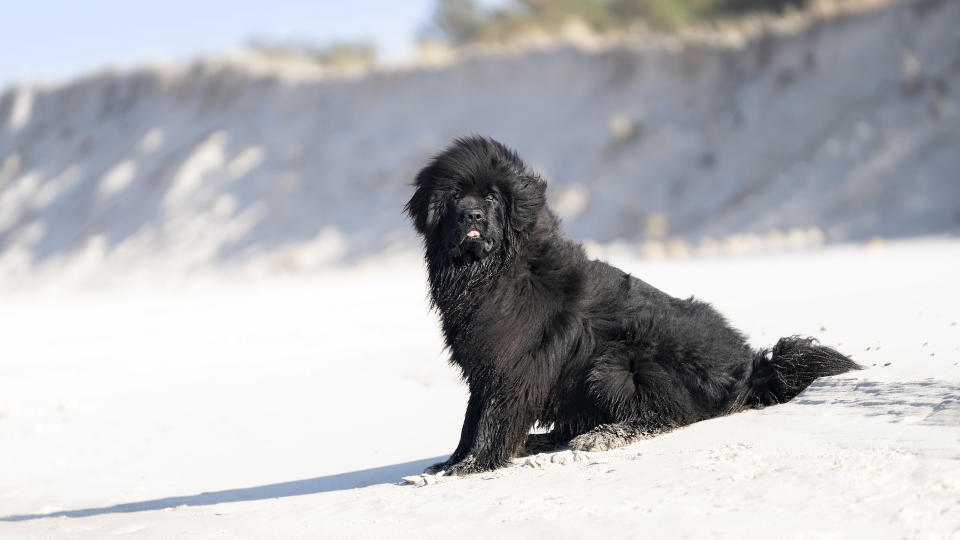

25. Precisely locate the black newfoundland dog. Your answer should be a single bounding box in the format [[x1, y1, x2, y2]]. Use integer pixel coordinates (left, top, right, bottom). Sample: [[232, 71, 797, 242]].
[[405, 136, 858, 476]]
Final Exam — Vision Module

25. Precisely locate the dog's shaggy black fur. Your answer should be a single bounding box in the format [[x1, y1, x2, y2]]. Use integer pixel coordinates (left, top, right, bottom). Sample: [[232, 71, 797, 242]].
[[405, 136, 859, 476]]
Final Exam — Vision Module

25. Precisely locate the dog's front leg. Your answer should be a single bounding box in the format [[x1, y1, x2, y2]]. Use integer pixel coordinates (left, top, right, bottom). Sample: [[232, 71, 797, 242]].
[[444, 391, 539, 476]]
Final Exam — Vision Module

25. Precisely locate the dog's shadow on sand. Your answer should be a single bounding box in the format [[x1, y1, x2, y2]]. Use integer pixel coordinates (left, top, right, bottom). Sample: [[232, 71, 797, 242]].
[[0, 456, 446, 522]]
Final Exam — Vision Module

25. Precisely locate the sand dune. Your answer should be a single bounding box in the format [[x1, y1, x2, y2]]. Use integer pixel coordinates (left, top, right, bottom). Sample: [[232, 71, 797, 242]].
[[1, 0, 958, 287]]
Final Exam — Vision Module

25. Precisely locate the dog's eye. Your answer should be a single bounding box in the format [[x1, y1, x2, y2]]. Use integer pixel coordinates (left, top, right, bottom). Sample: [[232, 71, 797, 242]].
[[485, 193, 496, 201], [453, 190, 462, 200]]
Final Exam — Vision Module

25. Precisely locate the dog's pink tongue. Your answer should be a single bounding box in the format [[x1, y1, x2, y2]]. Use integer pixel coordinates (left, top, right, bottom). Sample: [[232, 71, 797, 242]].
[[467, 230, 480, 238]]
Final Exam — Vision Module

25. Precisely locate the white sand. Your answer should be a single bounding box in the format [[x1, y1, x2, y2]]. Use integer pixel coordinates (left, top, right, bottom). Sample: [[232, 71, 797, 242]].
[[1, 238, 958, 538]]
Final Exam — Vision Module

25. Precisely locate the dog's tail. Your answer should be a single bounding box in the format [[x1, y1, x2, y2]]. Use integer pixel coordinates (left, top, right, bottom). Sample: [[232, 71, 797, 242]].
[[743, 336, 860, 408]]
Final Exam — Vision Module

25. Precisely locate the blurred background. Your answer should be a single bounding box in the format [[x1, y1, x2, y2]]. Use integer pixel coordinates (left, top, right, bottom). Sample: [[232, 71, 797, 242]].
[[1, 0, 957, 287]]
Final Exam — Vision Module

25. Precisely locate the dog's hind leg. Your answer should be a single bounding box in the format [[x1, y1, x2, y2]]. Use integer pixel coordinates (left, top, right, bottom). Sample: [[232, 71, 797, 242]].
[[568, 420, 673, 452]]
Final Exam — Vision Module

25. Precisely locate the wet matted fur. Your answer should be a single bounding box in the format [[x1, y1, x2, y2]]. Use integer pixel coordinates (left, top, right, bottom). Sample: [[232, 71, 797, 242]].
[[405, 136, 859, 476]]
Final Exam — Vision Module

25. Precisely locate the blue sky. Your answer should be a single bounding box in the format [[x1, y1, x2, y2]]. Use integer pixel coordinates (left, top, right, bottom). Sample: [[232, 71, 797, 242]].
[[0, 0, 505, 86]]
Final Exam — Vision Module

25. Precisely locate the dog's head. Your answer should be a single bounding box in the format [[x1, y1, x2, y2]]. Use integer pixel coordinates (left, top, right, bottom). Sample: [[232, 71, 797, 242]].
[[405, 136, 546, 265]]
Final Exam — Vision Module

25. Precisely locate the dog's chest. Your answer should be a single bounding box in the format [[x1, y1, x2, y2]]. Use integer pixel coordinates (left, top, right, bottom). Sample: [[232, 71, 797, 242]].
[[444, 287, 575, 377]]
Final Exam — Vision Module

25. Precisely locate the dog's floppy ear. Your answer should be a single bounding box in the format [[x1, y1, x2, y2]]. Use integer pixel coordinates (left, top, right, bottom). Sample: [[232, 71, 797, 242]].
[[505, 172, 547, 234], [404, 166, 440, 236]]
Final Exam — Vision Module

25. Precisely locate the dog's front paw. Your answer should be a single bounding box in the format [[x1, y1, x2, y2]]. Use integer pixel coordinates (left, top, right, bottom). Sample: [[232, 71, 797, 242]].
[[443, 456, 492, 477], [423, 461, 451, 474], [521, 433, 564, 456]]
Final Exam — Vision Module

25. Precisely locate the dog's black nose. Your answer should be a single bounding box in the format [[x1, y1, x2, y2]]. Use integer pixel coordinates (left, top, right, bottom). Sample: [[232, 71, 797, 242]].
[[465, 209, 484, 223]]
